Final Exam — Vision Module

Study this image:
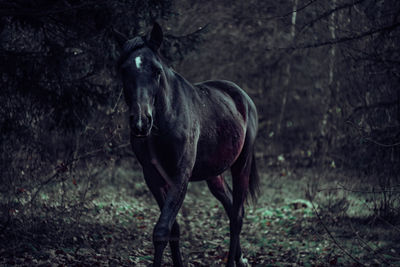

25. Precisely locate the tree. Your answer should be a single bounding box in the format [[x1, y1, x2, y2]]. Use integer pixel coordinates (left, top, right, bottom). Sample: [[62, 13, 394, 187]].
[[0, 0, 208, 229]]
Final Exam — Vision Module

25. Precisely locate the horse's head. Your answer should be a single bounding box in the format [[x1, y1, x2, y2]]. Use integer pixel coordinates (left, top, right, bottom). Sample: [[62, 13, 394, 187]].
[[116, 23, 164, 138]]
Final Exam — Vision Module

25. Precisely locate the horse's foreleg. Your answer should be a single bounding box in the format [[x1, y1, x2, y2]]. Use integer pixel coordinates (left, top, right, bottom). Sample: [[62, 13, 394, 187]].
[[153, 220, 183, 267], [170, 220, 183, 266], [153, 180, 188, 267], [147, 131, 198, 266], [151, 219, 182, 266], [143, 168, 184, 267]]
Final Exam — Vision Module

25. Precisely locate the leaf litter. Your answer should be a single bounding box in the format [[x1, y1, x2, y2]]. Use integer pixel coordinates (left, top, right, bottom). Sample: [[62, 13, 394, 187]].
[[1, 168, 399, 266]]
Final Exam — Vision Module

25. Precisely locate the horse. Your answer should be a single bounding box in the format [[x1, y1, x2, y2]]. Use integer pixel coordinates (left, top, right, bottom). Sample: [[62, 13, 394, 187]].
[[115, 23, 259, 267]]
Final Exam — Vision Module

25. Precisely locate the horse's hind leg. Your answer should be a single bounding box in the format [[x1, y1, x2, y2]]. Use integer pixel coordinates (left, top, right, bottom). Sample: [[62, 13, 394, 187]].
[[228, 144, 256, 267], [207, 175, 247, 267], [207, 175, 232, 214]]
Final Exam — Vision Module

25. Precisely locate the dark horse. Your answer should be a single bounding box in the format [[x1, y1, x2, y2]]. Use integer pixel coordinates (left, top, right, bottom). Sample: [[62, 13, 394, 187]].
[[116, 23, 259, 267]]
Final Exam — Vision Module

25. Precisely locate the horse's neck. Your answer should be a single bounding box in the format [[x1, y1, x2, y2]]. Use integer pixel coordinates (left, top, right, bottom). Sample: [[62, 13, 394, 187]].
[[155, 67, 191, 128], [163, 67, 190, 106]]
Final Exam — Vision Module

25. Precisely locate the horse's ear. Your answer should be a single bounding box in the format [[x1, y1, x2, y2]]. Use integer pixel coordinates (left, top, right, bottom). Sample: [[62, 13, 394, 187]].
[[148, 22, 163, 51], [113, 29, 128, 48]]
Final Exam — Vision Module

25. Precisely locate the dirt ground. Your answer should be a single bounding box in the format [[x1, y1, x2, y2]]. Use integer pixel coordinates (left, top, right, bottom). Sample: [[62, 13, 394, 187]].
[[1, 162, 399, 266]]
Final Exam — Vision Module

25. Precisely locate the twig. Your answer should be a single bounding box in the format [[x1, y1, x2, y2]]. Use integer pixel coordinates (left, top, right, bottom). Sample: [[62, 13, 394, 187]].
[[29, 142, 131, 205], [349, 221, 392, 266], [165, 23, 209, 39], [111, 87, 124, 114], [29, 171, 60, 206], [299, 0, 366, 34], [345, 121, 400, 147], [309, 200, 366, 266], [284, 21, 400, 50], [317, 184, 400, 194], [351, 101, 398, 114], [306, 22, 399, 48], [360, 201, 400, 234], [362, 137, 400, 148], [237, 0, 318, 21]]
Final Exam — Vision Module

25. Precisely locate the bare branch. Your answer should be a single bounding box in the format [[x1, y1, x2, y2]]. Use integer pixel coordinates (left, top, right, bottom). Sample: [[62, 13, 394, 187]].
[[238, 0, 319, 21], [28, 142, 132, 205], [0, 1, 107, 17], [164, 23, 209, 39], [309, 200, 366, 266], [293, 21, 400, 49], [345, 121, 400, 147], [349, 221, 393, 265], [299, 0, 367, 33], [317, 184, 400, 194], [352, 101, 398, 113], [362, 137, 400, 147]]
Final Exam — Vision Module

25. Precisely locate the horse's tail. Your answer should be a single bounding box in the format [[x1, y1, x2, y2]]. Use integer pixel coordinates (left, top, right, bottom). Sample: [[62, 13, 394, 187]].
[[248, 153, 260, 203]]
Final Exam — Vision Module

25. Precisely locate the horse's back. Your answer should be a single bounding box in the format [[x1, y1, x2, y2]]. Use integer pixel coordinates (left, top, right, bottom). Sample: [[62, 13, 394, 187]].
[[195, 80, 257, 124]]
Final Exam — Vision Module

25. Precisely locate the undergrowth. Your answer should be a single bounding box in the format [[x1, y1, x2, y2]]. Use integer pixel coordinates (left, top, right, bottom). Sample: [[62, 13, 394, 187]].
[[1, 163, 400, 266]]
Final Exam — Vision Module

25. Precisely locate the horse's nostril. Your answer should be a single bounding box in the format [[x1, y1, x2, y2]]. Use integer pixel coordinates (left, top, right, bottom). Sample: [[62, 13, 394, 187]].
[[132, 124, 147, 136], [146, 114, 152, 124]]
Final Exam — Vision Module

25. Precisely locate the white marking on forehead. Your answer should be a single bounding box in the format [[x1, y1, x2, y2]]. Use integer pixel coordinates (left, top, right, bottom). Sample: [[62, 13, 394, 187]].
[[135, 56, 142, 69]]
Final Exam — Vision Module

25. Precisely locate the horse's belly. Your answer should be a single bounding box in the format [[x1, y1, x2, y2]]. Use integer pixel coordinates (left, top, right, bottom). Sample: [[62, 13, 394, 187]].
[[191, 124, 245, 180]]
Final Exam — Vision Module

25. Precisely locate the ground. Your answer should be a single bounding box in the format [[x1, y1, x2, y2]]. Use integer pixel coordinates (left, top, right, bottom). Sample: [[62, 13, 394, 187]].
[[1, 162, 399, 266]]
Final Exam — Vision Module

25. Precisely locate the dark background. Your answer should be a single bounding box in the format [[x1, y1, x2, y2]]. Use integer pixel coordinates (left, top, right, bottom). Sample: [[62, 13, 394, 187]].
[[1, 0, 399, 265]]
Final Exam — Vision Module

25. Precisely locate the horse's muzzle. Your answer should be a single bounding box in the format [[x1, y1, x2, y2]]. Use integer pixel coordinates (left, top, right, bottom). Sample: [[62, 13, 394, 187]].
[[130, 114, 152, 138]]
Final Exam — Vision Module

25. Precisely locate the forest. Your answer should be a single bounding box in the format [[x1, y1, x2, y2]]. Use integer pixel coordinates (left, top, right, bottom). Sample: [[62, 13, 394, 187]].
[[1, 0, 399, 266]]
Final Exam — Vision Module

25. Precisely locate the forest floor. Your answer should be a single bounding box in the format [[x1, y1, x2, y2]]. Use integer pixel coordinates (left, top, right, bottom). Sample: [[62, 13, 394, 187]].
[[1, 161, 400, 266]]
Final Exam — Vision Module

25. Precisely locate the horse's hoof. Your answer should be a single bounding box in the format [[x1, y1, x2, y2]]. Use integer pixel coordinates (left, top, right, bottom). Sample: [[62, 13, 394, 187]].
[[237, 255, 249, 267]]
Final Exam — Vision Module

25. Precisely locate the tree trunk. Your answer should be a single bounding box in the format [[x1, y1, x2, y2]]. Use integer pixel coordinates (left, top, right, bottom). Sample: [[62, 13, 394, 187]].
[[277, 0, 298, 136]]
